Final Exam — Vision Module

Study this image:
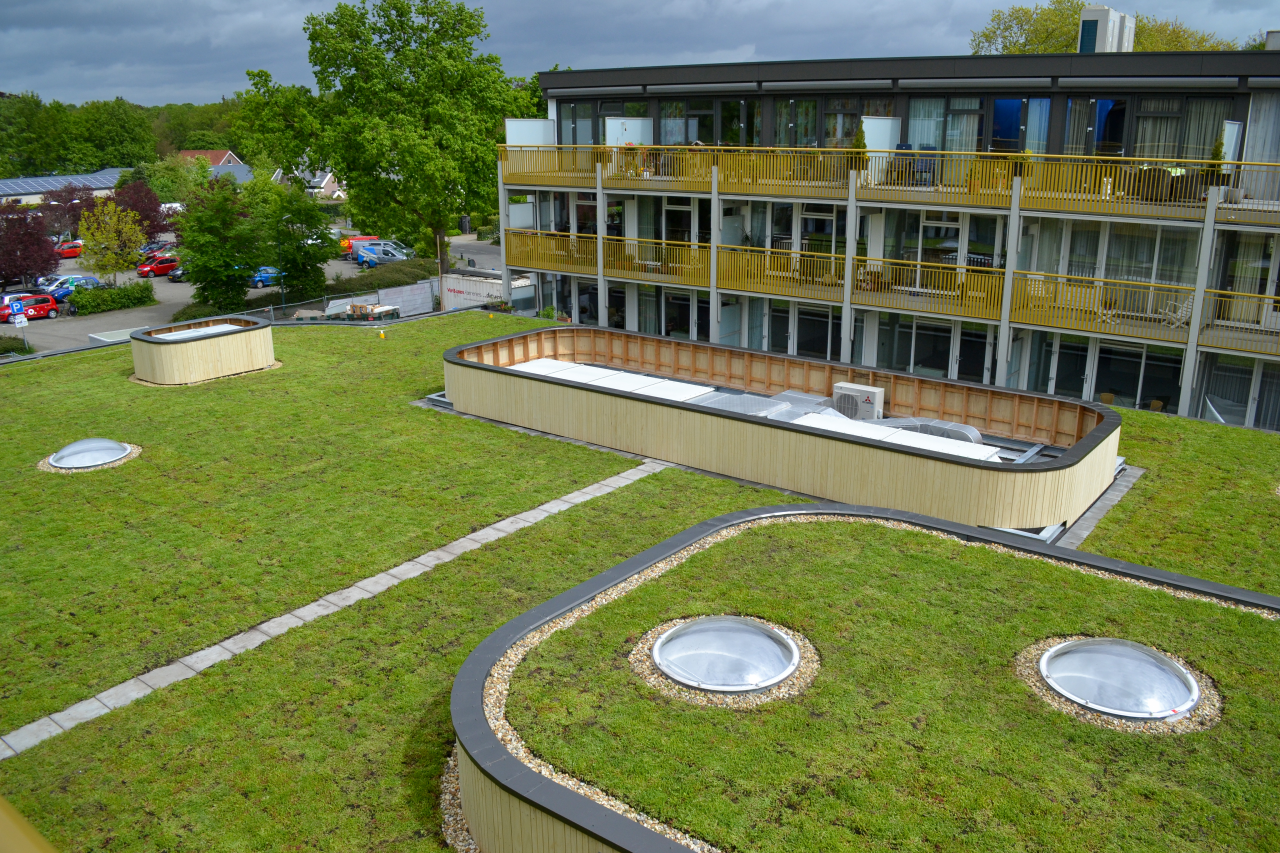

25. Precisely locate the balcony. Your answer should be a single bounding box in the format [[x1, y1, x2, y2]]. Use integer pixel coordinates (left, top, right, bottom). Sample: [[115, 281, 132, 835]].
[[505, 229, 596, 276], [1197, 290, 1280, 357], [500, 146, 1280, 226], [602, 235, 710, 287], [1010, 272, 1194, 344]]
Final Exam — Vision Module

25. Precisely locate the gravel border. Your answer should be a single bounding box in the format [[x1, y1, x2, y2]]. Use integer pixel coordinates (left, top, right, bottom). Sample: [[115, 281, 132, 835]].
[[127, 360, 283, 387], [629, 616, 819, 709], [440, 745, 479, 853], [1014, 636, 1223, 734], [459, 512, 1270, 852], [37, 443, 141, 474]]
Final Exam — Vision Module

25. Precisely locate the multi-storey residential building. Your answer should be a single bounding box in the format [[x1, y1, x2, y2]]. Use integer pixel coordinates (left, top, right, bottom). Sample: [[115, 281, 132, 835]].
[[496, 48, 1280, 430]]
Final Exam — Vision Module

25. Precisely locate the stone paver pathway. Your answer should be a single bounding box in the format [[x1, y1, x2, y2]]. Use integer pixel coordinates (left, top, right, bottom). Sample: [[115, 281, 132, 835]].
[[0, 461, 669, 760]]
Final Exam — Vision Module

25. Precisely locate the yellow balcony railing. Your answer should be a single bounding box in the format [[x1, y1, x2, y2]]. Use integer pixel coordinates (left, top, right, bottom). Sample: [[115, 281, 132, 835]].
[[856, 151, 1015, 209], [716, 245, 847, 302], [1197, 289, 1280, 356], [717, 149, 853, 200], [1010, 272, 1194, 343], [504, 229, 597, 276], [1210, 163, 1280, 228], [602, 148, 712, 193], [602, 236, 709, 287], [849, 256, 1004, 320], [501, 146, 599, 189]]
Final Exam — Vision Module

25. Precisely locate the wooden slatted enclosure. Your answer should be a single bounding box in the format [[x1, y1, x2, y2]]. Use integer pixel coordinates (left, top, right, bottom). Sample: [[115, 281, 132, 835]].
[[130, 317, 274, 385]]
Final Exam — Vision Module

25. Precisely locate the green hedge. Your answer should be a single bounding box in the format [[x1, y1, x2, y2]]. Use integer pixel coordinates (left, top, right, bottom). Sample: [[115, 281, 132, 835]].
[[69, 282, 157, 315], [0, 334, 34, 356], [170, 303, 225, 323]]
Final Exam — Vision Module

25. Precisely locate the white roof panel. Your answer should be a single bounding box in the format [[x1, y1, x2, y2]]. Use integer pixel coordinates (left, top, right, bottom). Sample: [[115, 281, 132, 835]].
[[154, 323, 242, 341], [793, 413, 900, 440], [509, 358, 578, 376], [632, 380, 716, 402], [552, 365, 619, 384], [883, 429, 1003, 461], [588, 372, 668, 392]]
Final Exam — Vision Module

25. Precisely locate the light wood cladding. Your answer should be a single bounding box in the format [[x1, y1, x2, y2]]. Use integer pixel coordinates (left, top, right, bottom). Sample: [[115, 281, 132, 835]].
[[458, 745, 622, 853], [131, 320, 275, 385], [446, 328, 1120, 529], [453, 327, 1105, 448]]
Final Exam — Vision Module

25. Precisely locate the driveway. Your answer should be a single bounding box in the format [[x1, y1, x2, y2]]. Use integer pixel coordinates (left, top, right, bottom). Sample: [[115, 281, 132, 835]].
[[450, 233, 502, 273]]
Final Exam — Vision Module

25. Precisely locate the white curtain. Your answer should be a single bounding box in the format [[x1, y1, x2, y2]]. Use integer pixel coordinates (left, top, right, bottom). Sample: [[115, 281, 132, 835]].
[[1026, 99, 1050, 155], [1184, 99, 1232, 161], [907, 98, 945, 150], [1154, 227, 1200, 287], [1105, 223, 1157, 282], [1243, 92, 1280, 164], [1064, 99, 1091, 155]]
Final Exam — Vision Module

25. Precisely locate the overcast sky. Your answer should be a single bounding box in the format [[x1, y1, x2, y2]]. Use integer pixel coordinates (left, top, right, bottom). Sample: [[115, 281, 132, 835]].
[[2, 0, 1275, 106]]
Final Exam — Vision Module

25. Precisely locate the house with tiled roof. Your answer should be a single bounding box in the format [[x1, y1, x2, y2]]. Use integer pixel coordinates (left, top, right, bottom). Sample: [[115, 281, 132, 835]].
[[179, 149, 243, 167]]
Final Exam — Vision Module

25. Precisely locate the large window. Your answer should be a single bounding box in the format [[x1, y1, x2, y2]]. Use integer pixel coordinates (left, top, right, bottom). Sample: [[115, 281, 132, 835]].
[[1213, 231, 1275, 294], [992, 98, 1050, 154], [775, 99, 818, 147], [719, 99, 761, 146], [907, 98, 945, 151], [659, 100, 714, 145], [597, 101, 649, 144], [558, 102, 594, 145]]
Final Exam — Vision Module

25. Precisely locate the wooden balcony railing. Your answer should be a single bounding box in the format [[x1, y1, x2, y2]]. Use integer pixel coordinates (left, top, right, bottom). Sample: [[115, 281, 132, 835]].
[[1197, 289, 1280, 356], [1010, 272, 1194, 343], [500, 145, 1280, 225], [504, 230, 597, 276], [602, 236, 710, 287]]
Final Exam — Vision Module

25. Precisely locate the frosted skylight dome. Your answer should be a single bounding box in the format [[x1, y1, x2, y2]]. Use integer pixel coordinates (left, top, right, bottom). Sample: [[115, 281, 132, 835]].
[[1039, 638, 1200, 720], [48, 438, 131, 469], [651, 616, 800, 693]]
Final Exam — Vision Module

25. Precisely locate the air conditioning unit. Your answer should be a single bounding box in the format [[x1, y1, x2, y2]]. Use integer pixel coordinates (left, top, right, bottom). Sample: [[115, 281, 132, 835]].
[[832, 382, 884, 420], [1078, 6, 1135, 53]]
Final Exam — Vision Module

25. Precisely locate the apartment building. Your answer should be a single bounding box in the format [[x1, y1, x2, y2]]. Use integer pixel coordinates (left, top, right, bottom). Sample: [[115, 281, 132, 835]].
[[496, 48, 1280, 430]]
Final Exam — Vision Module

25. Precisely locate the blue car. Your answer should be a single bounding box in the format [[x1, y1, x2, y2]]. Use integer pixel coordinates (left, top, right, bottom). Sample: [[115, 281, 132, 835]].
[[40, 275, 100, 303], [250, 267, 282, 289]]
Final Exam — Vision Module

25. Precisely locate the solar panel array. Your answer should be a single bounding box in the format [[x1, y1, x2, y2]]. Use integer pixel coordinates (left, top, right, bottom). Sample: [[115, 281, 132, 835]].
[[0, 168, 125, 197]]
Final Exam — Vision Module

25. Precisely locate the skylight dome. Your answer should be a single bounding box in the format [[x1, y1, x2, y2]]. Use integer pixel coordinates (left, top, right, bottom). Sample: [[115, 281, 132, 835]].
[[48, 438, 131, 470], [1039, 638, 1200, 720], [651, 616, 800, 693]]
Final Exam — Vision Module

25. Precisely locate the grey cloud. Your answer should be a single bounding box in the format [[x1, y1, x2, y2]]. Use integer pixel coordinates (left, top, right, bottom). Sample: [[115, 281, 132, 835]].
[[1, 0, 1273, 105]]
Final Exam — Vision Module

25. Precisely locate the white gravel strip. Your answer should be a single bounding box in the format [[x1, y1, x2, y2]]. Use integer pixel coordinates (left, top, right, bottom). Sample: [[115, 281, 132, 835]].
[[0, 461, 669, 760], [473, 512, 1275, 852], [37, 443, 142, 474]]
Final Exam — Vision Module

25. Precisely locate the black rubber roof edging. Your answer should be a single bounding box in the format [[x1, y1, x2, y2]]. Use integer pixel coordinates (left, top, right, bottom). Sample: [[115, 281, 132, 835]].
[[450, 503, 1280, 853]]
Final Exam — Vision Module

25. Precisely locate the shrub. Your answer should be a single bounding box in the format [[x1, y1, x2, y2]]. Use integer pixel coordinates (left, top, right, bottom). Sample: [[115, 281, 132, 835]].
[[353, 258, 438, 289], [69, 281, 156, 315], [0, 334, 34, 356], [170, 302, 225, 322]]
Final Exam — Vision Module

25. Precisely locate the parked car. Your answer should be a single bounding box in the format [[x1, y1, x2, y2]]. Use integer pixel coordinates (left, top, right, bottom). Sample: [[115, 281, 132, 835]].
[[139, 241, 177, 262], [358, 239, 416, 259], [168, 266, 187, 282], [340, 235, 379, 260], [357, 245, 408, 268], [137, 256, 180, 277], [250, 266, 282, 288], [41, 275, 99, 302], [1, 294, 61, 321], [55, 240, 83, 259], [1, 293, 32, 306]]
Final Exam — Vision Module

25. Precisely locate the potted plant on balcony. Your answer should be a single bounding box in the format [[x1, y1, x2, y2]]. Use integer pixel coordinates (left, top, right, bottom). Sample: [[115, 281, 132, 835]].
[[1200, 132, 1240, 202]]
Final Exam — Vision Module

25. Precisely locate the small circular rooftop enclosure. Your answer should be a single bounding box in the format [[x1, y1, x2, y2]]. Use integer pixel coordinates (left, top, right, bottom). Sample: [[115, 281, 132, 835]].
[[49, 438, 132, 470], [1038, 638, 1200, 720], [130, 315, 274, 385], [651, 616, 800, 693]]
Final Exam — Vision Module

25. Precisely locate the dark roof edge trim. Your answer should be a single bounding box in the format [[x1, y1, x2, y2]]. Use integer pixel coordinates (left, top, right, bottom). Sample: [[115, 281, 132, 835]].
[[450, 503, 1280, 853], [1248, 77, 1280, 88], [1058, 76, 1240, 88], [646, 82, 759, 93], [546, 86, 645, 97], [129, 314, 270, 346], [900, 77, 1053, 89], [442, 328, 1122, 474], [762, 79, 894, 91]]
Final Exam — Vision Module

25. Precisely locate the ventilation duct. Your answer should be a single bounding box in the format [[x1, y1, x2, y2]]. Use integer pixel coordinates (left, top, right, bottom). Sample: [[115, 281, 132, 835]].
[[871, 417, 984, 444]]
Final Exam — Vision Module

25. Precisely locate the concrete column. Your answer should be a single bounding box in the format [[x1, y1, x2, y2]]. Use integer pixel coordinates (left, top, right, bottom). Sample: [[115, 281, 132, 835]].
[[709, 163, 720, 343], [840, 170, 858, 362], [497, 161, 511, 303], [995, 176, 1022, 387], [596, 163, 607, 327], [1177, 186, 1220, 417]]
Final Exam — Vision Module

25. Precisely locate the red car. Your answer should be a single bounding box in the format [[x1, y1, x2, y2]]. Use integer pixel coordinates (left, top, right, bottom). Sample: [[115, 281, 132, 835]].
[[56, 240, 83, 259], [137, 256, 180, 277], [1, 294, 61, 321]]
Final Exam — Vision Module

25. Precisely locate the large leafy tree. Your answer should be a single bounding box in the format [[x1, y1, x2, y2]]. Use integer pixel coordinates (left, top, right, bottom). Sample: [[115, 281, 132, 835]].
[[39, 183, 97, 238], [0, 202, 59, 288], [79, 201, 146, 284], [119, 153, 213, 203], [971, 0, 1242, 54], [271, 185, 337, 301], [242, 0, 515, 279], [113, 181, 168, 239], [176, 176, 264, 310]]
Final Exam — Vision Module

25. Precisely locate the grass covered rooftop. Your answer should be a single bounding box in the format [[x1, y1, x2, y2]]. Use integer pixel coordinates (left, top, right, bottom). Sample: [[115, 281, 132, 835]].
[[0, 311, 1278, 851], [507, 519, 1280, 852]]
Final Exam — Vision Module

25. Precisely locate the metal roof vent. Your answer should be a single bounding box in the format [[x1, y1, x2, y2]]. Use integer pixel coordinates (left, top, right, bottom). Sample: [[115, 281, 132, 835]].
[[1039, 638, 1200, 720], [48, 438, 132, 470], [651, 616, 800, 693]]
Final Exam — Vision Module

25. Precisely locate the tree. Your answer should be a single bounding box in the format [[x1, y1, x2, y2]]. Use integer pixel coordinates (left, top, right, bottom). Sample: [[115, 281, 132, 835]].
[[971, 0, 1241, 54], [182, 129, 230, 150], [177, 176, 263, 310], [0, 93, 74, 178], [79, 201, 146, 284], [242, 0, 516, 281], [271, 184, 337, 301], [0, 202, 59, 288], [113, 181, 168, 240], [119, 152, 212, 203], [65, 99, 158, 171], [39, 183, 97, 238]]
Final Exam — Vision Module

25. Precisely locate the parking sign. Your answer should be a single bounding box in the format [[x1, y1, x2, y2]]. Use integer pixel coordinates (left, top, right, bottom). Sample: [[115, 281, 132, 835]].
[[13, 314, 27, 328]]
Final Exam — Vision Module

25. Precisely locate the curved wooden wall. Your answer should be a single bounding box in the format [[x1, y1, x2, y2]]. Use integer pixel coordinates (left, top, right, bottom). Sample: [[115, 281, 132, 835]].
[[130, 320, 274, 385]]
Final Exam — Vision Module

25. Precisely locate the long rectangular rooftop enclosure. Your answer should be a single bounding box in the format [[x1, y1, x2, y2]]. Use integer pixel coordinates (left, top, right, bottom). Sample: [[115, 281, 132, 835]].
[[444, 327, 1121, 529]]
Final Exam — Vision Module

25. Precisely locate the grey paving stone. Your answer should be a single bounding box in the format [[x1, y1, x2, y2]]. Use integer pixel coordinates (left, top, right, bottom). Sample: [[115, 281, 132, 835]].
[[513, 508, 551, 524], [180, 645, 235, 672], [387, 560, 432, 581], [139, 661, 198, 690], [537, 499, 573, 514], [258, 613, 306, 638], [50, 698, 110, 731], [490, 516, 533, 535], [559, 491, 593, 505], [600, 475, 635, 489], [0, 739, 14, 760], [614, 468, 649, 482], [97, 678, 153, 710], [292, 599, 341, 622], [638, 460, 670, 472], [218, 628, 272, 655], [2, 717, 63, 753], [440, 537, 483, 557], [467, 525, 508, 544], [580, 482, 615, 497], [322, 586, 375, 608], [354, 573, 400, 595], [415, 550, 451, 567]]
